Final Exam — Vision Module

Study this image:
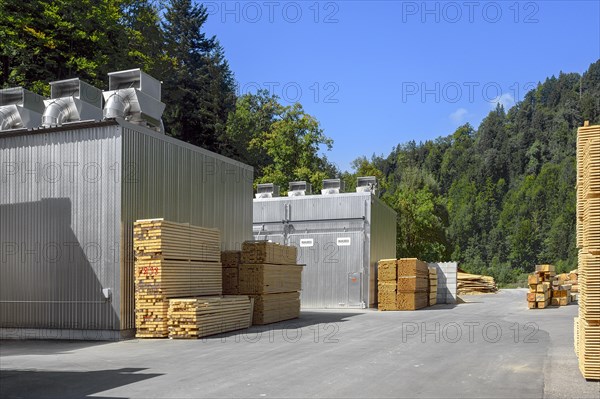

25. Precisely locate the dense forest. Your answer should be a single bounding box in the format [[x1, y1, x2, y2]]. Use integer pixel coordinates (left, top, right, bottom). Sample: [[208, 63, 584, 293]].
[[1, 0, 599, 284]]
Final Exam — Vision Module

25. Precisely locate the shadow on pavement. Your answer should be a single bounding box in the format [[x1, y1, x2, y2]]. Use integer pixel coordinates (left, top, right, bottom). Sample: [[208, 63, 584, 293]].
[[0, 367, 162, 399]]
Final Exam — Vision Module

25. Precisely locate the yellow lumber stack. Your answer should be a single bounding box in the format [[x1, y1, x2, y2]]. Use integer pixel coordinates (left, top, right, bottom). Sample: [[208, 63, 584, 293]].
[[526, 265, 555, 309], [221, 251, 241, 295], [428, 266, 438, 306], [377, 258, 429, 311], [240, 241, 302, 325], [576, 122, 600, 380], [167, 296, 252, 339], [134, 219, 222, 338], [377, 259, 397, 311]]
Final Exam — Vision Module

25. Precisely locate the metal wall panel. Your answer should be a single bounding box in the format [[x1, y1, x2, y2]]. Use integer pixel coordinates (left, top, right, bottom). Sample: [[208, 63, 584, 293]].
[[120, 121, 253, 329], [369, 196, 398, 307], [0, 124, 122, 335]]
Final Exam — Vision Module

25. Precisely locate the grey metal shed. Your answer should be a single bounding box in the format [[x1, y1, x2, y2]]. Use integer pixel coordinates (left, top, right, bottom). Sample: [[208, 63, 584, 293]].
[[253, 191, 397, 309], [0, 119, 253, 340]]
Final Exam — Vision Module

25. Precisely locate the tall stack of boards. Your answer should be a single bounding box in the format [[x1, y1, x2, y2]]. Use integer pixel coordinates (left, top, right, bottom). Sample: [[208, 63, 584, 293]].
[[133, 219, 252, 339], [377, 258, 432, 311], [575, 122, 600, 380], [221, 242, 303, 325]]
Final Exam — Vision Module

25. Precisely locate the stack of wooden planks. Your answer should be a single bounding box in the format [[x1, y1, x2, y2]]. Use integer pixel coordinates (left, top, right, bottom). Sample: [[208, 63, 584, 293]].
[[240, 241, 302, 325], [527, 265, 556, 309], [134, 219, 222, 338], [457, 272, 498, 295], [377, 259, 398, 311], [576, 122, 600, 380], [221, 251, 241, 295], [167, 296, 253, 339], [428, 266, 438, 306], [377, 259, 429, 311], [397, 258, 429, 310]]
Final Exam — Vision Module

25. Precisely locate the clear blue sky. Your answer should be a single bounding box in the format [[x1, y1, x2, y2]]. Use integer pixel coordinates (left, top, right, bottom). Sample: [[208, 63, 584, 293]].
[[203, 1, 600, 172]]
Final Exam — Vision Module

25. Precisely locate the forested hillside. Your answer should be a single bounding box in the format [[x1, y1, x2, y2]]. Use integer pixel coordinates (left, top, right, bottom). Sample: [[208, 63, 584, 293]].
[[1, 1, 599, 284], [344, 61, 600, 283]]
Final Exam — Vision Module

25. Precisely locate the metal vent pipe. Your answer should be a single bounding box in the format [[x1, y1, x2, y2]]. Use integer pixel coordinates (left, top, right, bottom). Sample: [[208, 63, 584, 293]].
[[42, 98, 78, 127]]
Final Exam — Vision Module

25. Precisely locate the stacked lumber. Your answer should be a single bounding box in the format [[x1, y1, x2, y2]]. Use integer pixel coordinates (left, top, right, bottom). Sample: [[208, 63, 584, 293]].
[[167, 296, 252, 339], [241, 241, 297, 265], [428, 266, 438, 306], [134, 219, 222, 338], [396, 258, 429, 310], [377, 259, 398, 311], [457, 272, 498, 294], [576, 122, 600, 380], [527, 265, 555, 309], [377, 258, 430, 310], [240, 241, 302, 325], [221, 251, 241, 295]]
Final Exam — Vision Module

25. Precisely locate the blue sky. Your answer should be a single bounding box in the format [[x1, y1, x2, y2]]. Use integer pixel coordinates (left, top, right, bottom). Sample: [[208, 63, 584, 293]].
[[203, 1, 600, 171]]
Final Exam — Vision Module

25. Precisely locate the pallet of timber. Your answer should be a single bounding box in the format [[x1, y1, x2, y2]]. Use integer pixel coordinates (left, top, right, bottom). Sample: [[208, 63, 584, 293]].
[[167, 296, 253, 339], [458, 272, 498, 294], [578, 317, 600, 380], [397, 258, 429, 278], [135, 260, 222, 297], [428, 266, 438, 306], [250, 292, 300, 325], [397, 292, 428, 311], [241, 241, 297, 265], [429, 293, 437, 306], [134, 219, 221, 262], [378, 259, 397, 281], [238, 264, 303, 294], [579, 252, 600, 320]]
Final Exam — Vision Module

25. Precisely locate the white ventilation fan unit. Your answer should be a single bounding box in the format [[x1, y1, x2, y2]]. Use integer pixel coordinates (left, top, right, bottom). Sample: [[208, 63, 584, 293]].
[[102, 69, 165, 132], [42, 78, 102, 127], [321, 178, 345, 195], [356, 176, 378, 194], [0, 87, 45, 131], [288, 181, 312, 197], [255, 183, 280, 199]]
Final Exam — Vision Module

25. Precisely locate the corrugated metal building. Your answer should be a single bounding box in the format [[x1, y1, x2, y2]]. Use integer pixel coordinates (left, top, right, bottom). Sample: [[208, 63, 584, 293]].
[[253, 191, 397, 309], [0, 119, 253, 340]]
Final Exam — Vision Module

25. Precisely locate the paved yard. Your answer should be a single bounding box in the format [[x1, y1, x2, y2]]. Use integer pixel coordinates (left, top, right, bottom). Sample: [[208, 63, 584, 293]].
[[1, 289, 598, 398]]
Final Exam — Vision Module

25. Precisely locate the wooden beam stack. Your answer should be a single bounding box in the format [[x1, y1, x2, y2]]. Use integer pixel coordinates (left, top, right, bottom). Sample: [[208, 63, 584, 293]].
[[221, 251, 241, 295], [377, 259, 429, 311], [167, 296, 253, 339], [527, 265, 555, 309], [576, 122, 600, 380], [134, 219, 222, 338], [428, 266, 438, 306], [239, 241, 302, 325], [377, 259, 398, 311]]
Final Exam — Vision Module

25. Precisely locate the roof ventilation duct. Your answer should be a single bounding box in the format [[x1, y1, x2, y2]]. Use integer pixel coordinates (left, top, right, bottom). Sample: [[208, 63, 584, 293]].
[[321, 178, 344, 195], [102, 69, 165, 132], [255, 183, 280, 198], [0, 88, 45, 131], [42, 78, 102, 127], [356, 176, 378, 194], [288, 181, 312, 197]]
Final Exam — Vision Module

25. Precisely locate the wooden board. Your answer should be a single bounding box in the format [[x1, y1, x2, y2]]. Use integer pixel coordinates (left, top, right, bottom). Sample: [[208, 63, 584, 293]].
[[167, 296, 253, 339], [241, 241, 297, 265], [250, 292, 300, 325], [377, 259, 397, 281], [458, 272, 498, 294], [536, 264, 556, 273], [238, 264, 303, 294], [221, 251, 241, 268]]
